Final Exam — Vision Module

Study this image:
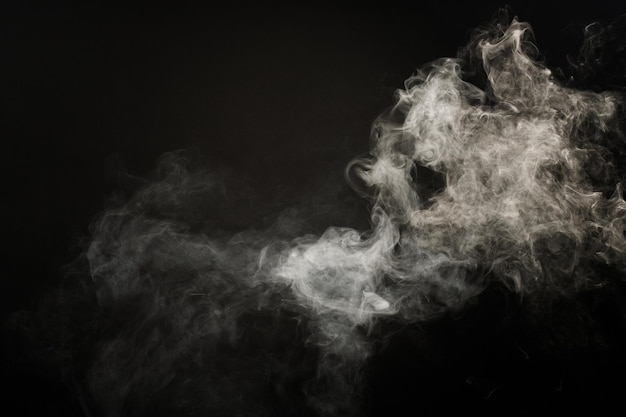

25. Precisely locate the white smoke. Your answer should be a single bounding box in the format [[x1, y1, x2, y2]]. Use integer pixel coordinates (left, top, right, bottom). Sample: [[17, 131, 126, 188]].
[[52, 13, 626, 417]]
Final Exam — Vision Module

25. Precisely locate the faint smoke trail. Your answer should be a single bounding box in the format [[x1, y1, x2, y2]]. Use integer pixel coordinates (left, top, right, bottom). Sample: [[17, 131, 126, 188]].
[[63, 13, 626, 417]]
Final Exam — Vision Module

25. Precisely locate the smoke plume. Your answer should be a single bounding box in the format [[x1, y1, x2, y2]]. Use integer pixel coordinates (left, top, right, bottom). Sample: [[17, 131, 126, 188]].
[[40, 12, 626, 417]]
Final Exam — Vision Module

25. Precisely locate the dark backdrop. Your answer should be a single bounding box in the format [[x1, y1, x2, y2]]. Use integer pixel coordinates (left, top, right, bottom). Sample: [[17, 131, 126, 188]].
[[2, 1, 626, 416]]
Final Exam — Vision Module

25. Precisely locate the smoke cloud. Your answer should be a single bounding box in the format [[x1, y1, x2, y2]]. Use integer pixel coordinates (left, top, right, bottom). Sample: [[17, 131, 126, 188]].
[[33, 12, 626, 417]]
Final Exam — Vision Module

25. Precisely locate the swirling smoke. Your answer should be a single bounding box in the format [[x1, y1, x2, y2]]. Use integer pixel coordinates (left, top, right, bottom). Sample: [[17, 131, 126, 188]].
[[48, 13, 626, 417]]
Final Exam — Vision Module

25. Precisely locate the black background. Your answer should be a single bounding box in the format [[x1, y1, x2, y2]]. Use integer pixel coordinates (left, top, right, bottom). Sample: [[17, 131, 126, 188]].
[[3, 1, 626, 416]]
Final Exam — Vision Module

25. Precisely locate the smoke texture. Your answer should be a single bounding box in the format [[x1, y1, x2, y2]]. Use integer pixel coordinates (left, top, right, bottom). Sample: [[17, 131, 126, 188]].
[[8, 8, 626, 417]]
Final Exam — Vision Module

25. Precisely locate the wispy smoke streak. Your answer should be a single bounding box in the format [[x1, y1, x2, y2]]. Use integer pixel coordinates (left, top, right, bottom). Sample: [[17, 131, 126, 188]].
[[53, 14, 626, 417]]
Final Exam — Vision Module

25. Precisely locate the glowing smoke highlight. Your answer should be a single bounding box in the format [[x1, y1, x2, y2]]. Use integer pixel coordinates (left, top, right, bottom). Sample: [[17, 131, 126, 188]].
[[57, 14, 626, 417]]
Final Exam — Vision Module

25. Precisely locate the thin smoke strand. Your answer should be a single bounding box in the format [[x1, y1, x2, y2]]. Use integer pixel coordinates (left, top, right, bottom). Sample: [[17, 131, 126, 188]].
[[76, 16, 625, 417]]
